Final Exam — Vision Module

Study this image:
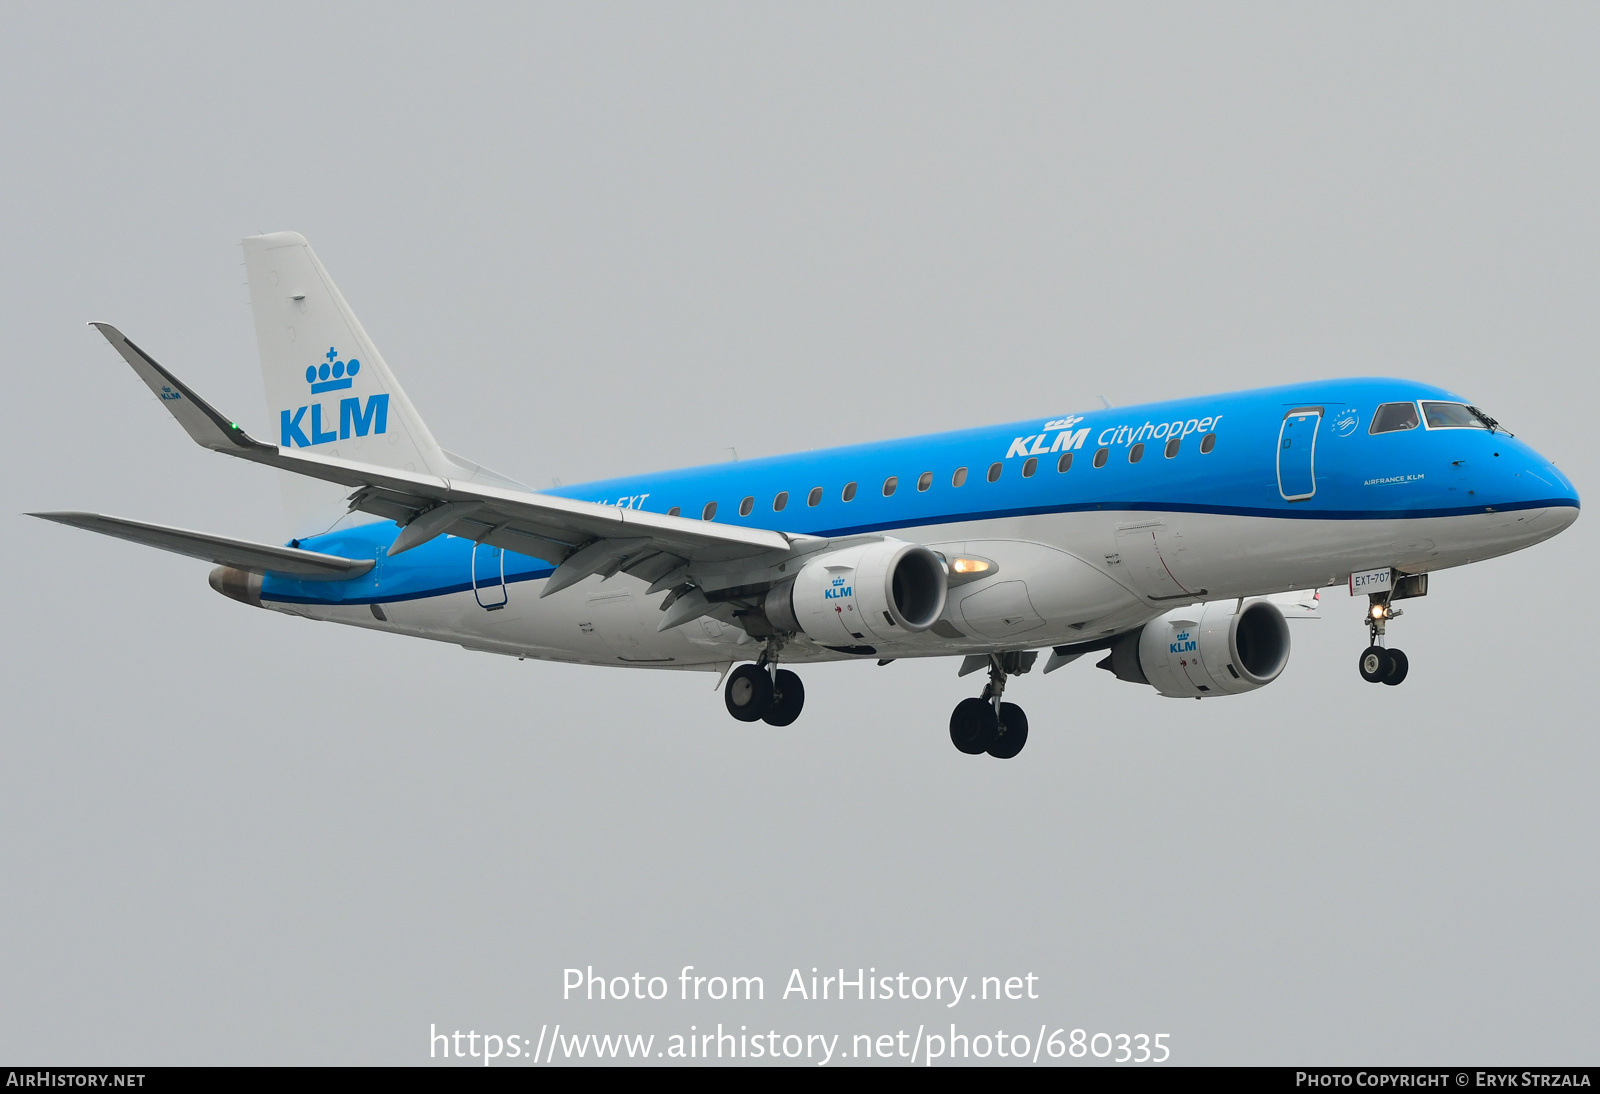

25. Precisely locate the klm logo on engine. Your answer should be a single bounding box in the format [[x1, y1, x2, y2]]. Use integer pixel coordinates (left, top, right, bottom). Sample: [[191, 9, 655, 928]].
[[280, 346, 389, 447], [824, 575, 853, 600], [1169, 629, 1198, 655]]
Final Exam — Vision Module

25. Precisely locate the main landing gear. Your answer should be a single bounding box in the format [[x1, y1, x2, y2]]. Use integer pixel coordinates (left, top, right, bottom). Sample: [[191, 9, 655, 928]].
[[1358, 592, 1409, 686], [949, 653, 1030, 759], [724, 641, 806, 726]]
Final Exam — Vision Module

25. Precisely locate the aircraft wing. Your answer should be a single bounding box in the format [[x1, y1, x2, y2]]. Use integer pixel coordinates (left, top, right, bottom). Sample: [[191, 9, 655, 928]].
[[93, 323, 796, 597], [29, 512, 375, 580]]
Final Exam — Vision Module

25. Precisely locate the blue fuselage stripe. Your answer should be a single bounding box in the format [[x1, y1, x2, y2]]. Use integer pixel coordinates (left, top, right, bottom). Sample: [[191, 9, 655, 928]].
[[262, 376, 1580, 606]]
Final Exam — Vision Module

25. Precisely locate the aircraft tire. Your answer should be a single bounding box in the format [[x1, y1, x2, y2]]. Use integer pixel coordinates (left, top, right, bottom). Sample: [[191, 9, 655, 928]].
[[988, 703, 1029, 759], [949, 697, 998, 755], [762, 670, 805, 726], [725, 664, 774, 722], [1382, 648, 1409, 686], [1358, 645, 1390, 683]]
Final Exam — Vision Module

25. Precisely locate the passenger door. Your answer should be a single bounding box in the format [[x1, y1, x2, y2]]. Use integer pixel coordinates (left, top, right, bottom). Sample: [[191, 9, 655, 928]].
[[1277, 407, 1323, 501], [471, 542, 508, 610]]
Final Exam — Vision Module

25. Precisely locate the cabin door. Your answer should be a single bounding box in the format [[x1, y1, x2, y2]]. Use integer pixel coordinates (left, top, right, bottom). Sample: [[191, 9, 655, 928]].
[[1277, 407, 1323, 501], [472, 542, 508, 610]]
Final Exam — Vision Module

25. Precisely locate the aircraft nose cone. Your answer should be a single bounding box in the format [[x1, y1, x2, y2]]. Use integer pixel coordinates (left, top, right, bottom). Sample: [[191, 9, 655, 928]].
[[1534, 456, 1580, 509], [1524, 453, 1579, 533]]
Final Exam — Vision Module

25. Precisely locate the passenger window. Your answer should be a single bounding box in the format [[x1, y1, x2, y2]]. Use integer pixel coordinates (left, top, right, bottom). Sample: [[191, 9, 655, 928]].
[[882, 476, 898, 497], [702, 501, 717, 520], [952, 467, 968, 487], [1129, 443, 1144, 464], [739, 496, 754, 517], [1200, 432, 1216, 454], [1093, 447, 1109, 468], [1022, 457, 1037, 477], [1057, 452, 1073, 472], [668, 506, 681, 517], [1422, 401, 1489, 429], [807, 486, 823, 507], [987, 462, 1002, 483], [773, 491, 788, 512], [917, 472, 933, 491], [842, 482, 857, 502], [1370, 402, 1420, 434], [1165, 437, 1180, 458]]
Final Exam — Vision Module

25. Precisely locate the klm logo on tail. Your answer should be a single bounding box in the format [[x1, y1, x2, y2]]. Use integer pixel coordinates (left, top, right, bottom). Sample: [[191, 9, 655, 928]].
[[281, 346, 388, 447]]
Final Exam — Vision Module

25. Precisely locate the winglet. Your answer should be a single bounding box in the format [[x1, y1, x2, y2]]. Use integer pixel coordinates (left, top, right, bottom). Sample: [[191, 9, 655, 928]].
[[89, 322, 274, 454]]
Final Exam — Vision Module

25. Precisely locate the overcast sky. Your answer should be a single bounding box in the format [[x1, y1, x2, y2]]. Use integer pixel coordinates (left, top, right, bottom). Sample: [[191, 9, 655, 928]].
[[2, 2, 1596, 1065]]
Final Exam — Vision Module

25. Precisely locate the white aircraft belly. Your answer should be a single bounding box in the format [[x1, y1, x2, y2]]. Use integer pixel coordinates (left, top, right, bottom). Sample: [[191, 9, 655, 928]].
[[271, 506, 1568, 668]]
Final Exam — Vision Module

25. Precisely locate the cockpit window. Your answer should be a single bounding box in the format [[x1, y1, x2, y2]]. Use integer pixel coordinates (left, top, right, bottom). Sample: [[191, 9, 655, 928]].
[[1422, 401, 1492, 431], [1369, 402, 1420, 434]]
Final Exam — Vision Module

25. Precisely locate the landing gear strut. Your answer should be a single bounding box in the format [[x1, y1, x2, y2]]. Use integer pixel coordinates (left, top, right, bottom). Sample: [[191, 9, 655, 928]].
[[1358, 592, 1409, 686], [949, 654, 1030, 759], [724, 639, 806, 725]]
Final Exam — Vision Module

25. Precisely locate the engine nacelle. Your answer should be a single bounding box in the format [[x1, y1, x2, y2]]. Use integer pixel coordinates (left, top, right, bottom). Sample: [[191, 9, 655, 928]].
[[1102, 598, 1291, 698], [763, 538, 948, 647]]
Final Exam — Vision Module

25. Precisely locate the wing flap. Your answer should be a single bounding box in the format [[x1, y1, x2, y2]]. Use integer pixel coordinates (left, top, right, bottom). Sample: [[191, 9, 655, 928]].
[[30, 512, 373, 580]]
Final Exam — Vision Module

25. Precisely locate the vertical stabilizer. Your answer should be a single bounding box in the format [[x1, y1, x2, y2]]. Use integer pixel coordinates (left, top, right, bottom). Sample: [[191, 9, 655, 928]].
[[242, 232, 449, 535]]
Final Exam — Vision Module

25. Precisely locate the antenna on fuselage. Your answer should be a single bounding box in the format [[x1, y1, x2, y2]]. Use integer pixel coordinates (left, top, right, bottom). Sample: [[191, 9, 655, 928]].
[[1097, 395, 1113, 409]]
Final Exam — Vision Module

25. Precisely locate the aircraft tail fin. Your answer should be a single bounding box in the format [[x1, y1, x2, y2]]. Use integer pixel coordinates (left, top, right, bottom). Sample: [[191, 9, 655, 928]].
[[242, 232, 452, 533]]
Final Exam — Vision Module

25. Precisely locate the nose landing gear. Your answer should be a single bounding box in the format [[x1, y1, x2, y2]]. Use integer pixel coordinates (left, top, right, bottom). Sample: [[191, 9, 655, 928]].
[[1359, 593, 1409, 686], [1358, 644, 1408, 685], [949, 653, 1031, 759]]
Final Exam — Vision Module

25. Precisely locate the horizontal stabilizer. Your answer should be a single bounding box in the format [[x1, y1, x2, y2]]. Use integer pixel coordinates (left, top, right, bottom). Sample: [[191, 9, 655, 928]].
[[29, 512, 373, 580]]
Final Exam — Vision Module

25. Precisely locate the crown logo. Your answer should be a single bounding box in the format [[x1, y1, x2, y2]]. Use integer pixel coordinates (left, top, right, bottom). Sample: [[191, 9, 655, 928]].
[[306, 346, 360, 393]]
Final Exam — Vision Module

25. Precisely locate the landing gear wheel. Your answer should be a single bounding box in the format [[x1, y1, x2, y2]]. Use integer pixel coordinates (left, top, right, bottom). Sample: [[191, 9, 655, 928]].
[[762, 670, 805, 726], [949, 697, 999, 755], [725, 664, 774, 722], [1381, 648, 1409, 686], [1359, 645, 1390, 683], [988, 702, 1029, 759]]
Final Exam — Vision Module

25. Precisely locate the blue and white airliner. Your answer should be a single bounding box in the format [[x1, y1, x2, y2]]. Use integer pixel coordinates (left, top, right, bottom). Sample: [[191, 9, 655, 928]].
[[34, 233, 1580, 758]]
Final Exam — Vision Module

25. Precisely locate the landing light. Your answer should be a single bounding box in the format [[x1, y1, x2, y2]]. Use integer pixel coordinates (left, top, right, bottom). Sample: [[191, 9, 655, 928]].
[[951, 558, 990, 575], [1371, 605, 1386, 619]]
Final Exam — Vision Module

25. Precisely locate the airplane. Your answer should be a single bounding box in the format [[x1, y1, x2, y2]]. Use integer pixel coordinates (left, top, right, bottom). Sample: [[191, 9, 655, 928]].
[[32, 233, 1580, 759]]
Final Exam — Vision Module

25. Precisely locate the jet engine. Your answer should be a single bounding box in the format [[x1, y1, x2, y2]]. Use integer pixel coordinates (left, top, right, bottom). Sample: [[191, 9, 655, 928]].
[[1100, 598, 1291, 698], [760, 538, 948, 647]]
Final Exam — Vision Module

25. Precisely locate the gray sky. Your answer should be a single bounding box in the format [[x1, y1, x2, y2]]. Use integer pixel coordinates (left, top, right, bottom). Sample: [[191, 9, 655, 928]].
[[2, 2, 1596, 1065]]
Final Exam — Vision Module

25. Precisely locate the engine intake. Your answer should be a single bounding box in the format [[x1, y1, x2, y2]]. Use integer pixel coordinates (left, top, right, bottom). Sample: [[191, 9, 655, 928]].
[[763, 538, 948, 646], [1101, 598, 1291, 698]]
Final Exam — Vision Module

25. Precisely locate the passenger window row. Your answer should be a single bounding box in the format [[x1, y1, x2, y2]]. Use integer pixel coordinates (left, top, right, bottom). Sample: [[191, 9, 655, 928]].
[[664, 432, 1218, 519]]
